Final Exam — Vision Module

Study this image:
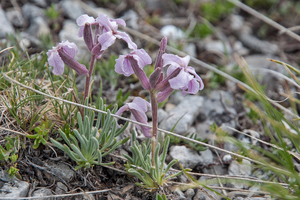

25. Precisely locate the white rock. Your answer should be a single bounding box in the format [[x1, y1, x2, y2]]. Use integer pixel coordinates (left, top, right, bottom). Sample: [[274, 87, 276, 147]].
[[204, 39, 232, 54], [228, 159, 252, 189], [169, 145, 203, 169], [32, 188, 53, 200], [62, 0, 84, 20], [183, 43, 197, 58], [0, 179, 29, 199], [162, 95, 204, 135], [199, 149, 213, 165], [223, 154, 232, 162], [0, 6, 15, 39], [160, 25, 185, 39], [121, 10, 139, 30]]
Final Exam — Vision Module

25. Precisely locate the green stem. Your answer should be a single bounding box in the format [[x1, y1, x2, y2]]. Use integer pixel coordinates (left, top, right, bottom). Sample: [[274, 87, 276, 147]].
[[84, 55, 96, 102], [150, 89, 158, 167]]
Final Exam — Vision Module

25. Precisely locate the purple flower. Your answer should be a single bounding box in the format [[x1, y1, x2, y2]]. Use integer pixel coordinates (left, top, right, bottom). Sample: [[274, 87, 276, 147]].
[[115, 49, 151, 76], [115, 49, 151, 90], [76, 14, 98, 37], [116, 97, 152, 138], [162, 54, 204, 95], [47, 41, 88, 75], [96, 13, 137, 51]]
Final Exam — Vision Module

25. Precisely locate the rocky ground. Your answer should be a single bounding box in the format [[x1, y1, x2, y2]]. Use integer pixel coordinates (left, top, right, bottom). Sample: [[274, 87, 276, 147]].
[[1, 0, 300, 199]]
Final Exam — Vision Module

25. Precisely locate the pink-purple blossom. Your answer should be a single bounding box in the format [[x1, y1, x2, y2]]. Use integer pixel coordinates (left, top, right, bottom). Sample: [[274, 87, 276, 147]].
[[76, 14, 98, 37], [115, 49, 151, 76], [162, 54, 204, 95], [47, 41, 88, 75], [116, 97, 152, 138], [115, 49, 152, 90], [96, 13, 137, 51]]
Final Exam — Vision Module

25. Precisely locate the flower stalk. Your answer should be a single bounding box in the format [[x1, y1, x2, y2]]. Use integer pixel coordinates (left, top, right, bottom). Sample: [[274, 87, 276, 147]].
[[150, 88, 158, 166], [84, 54, 96, 100]]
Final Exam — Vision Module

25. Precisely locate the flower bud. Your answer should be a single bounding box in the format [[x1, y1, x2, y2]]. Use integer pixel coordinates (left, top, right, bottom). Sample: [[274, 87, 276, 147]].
[[91, 42, 104, 58], [57, 49, 88, 75], [154, 37, 167, 70], [127, 56, 151, 90], [83, 23, 94, 51], [149, 67, 162, 88], [157, 87, 174, 103], [155, 67, 181, 92]]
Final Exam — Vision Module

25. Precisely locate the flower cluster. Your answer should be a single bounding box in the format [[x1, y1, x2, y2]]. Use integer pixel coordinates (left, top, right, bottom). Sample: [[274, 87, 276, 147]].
[[47, 13, 204, 138]]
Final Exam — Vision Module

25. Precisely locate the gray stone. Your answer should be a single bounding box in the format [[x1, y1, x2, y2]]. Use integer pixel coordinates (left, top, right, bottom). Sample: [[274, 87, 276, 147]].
[[157, 108, 168, 124], [46, 161, 75, 182], [228, 159, 251, 189], [195, 121, 215, 140], [122, 10, 139, 30], [26, 16, 50, 37], [222, 154, 232, 163], [5, 9, 25, 27], [29, 0, 47, 8], [0, 6, 15, 39], [61, 0, 84, 20], [243, 129, 261, 145], [224, 142, 239, 153], [0, 170, 29, 199], [183, 43, 197, 58], [160, 25, 185, 39], [55, 182, 68, 195], [185, 188, 195, 200], [83, 1, 114, 18], [74, 193, 95, 200], [164, 103, 176, 113], [161, 95, 204, 135], [199, 149, 213, 165], [244, 54, 287, 76], [169, 91, 185, 105], [59, 20, 90, 61], [20, 32, 41, 47], [32, 188, 53, 200], [169, 145, 203, 169], [233, 41, 249, 56], [204, 39, 232, 54], [229, 14, 244, 31], [195, 90, 236, 139], [174, 188, 186, 199], [202, 165, 228, 175], [193, 187, 219, 200], [0, 169, 29, 199], [22, 3, 45, 21]]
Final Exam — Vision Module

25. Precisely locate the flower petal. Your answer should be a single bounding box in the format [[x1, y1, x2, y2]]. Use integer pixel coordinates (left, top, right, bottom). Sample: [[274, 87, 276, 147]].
[[78, 26, 84, 37], [98, 31, 116, 51], [115, 31, 137, 50], [168, 69, 192, 90], [60, 41, 78, 58], [131, 97, 151, 112], [186, 79, 199, 94], [128, 97, 149, 113], [186, 67, 204, 90], [112, 18, 126, 27], [76, 14, 95, 26], [132, 49, 152, 68], [96, 13, 117, 31], [47, 50, 64, 75], [162, 53, 187, 68], [115, 55, 134, 76]]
